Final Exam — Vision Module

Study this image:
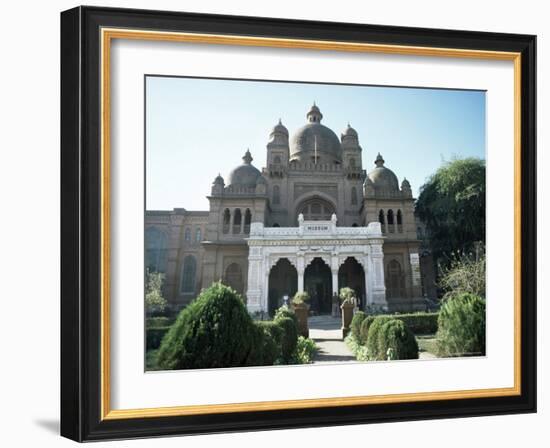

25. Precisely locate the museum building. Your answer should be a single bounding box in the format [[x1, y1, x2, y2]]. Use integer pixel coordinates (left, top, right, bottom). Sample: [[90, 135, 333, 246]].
[[145, 104, 433, 315]]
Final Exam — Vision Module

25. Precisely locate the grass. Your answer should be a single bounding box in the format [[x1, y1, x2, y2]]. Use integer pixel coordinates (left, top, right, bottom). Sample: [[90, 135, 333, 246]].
[[416, 334, 438, 356]]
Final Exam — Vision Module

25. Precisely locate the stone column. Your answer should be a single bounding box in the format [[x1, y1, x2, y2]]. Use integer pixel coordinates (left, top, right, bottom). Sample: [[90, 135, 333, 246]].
[[364, 255, 372, 308], [245, 246, 263, 313], [297, 254, 305, 292], [331, 270, 338, 295], [370, 241, 387, 307]]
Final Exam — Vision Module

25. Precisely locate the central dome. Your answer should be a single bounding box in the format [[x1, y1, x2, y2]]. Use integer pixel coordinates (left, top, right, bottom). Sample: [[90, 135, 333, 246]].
[[289, 104, 342, 164]]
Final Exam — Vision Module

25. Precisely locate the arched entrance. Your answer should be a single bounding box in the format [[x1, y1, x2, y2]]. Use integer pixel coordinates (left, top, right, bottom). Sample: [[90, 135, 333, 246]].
[[268, 258, 297, 316], [304, 257, 332, 314], [338, 257, 366, 309]]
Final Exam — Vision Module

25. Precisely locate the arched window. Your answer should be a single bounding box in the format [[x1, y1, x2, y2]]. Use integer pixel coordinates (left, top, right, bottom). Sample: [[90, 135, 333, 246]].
[[273, 155, 282, 164], [349, 157, 356, 167], [378, 209, 386, 233], [145, 227, 167, 273], [297, 198, 335, 221], [195, 228, 202, 242], [224, 263, 244, 294], [244, 209, 252, 234], [352, 223, 358, 227], [351, 187, 358, 205], [273, 223, 280, 228], [180, 256, 197, 294], [184, 227, 191, 241], [273, 185, 280, 205], [386, 259, 404, 299], [233, 208, 242, 234], [387, 209, 395, 233], [222, 209, 230, 234], [397, 210, 403, 232]]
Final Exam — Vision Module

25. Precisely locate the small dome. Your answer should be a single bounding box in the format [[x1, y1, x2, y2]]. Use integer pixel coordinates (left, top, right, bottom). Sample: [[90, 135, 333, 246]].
[[290, 104, 342, 163], [341, 123, 358, 138], [271, 119, 288, 136], [227, 150, 262, 187], [213, 173, 224, 185], [367, 153, 399, 192]]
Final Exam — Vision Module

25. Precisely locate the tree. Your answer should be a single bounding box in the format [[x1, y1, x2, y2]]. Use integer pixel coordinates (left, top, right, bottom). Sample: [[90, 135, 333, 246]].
[[439, 248, 486, 300], [416, 157, 485, 267], [145, 269, 167, 315]]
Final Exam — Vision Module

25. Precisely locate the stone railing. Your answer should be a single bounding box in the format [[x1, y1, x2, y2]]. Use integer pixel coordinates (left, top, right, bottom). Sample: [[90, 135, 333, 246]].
[[249, 215, 383, 239]]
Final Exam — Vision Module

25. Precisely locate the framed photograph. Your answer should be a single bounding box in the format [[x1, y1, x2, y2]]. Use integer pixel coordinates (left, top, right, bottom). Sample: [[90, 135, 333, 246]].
[[60, 6, 536, 441]]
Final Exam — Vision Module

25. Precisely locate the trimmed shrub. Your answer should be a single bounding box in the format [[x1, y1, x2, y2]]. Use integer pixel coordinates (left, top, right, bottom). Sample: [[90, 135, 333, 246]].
[[350, 311, 367, 341], [156, 283, 260, 370], [291, 336, 317, 364], [436, 293, 486, 357], [275, 316, 298, 363], [365, 316, 393, 360], [359, 315, 376, 345], [376, 319, 419, 360], [254, 321, 283, 365], [393, 313, 439, 335], [146, 327, 170, 351], [274, 306, 298, 326]]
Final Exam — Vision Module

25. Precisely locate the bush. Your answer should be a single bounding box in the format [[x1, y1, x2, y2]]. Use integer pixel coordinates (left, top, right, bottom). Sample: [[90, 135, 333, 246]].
[[146, 327, 170, 350], [392, 313, 439, 335], [254, 321, 284, 365], [339, 287, 356, 305], [436, 293, 486, 357], [291, 336, 317, 364], [274, 305, 298, 326], [292, 291, 310, 306], [359, 315, 376, 345], [375, 319, 419, 360], [156, 283, 260, 370], [350, 311, 366, 341], [275, 316, 298, 363], [365, 316, 393, 360]]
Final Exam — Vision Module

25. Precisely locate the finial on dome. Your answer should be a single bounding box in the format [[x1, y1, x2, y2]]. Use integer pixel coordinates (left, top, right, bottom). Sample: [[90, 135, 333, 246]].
[[306, 102, 323, 123], [242, 149, 253, 165], [375, 153, 385, 167]]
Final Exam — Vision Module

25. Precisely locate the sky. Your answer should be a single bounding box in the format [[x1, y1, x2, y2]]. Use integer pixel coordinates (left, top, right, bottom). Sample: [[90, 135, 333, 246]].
[[145, 76, 486, 211]]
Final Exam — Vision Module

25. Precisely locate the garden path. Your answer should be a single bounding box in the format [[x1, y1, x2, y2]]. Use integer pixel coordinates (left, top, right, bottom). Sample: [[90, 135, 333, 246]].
[[308, 315, 356, 364]]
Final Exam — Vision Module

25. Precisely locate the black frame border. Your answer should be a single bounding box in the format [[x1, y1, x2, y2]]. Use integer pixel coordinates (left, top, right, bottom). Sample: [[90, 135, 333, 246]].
[[60, 6, 536, 442]]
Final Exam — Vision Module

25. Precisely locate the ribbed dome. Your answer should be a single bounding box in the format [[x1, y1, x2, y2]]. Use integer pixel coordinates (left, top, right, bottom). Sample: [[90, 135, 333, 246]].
[[289, 104, 342, 163], [367, 153, 399, 192], [342, 123, 358, 138], [271, 119, 288, 136], [227, 150, 261, 187]]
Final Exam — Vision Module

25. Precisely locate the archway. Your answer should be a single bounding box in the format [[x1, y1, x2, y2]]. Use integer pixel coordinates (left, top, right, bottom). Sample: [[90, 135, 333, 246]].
[[296, 197, 335, 221], [224, 263, 244, 295], [386, 259, 405, 299], [304, 257, 332, 314], [338, 257, 366, 309], [268, 258, 297, 316]]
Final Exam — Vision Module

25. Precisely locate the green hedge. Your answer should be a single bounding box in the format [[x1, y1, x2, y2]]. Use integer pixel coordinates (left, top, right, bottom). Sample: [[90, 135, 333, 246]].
[[146, 327, 170, 350], [157, 283, 260, 370], [366, 317, 418, 360], [274, 316, 298, 363], [254, 321, 284, 365], [350, 311, 366, 341], [365, 316, 393, 359], [359, 315, 376, 345], [392, 312, 439, 335], [436, 293, 485, 357], [376, 319, 419, 360]]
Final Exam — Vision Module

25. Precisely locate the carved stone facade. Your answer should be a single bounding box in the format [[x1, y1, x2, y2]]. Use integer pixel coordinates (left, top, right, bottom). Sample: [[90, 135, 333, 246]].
[[145, 104, 430, 314]]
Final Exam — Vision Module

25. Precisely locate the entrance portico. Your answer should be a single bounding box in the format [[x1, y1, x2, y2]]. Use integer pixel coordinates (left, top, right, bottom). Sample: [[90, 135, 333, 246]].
[[245, 214, 387, 314]]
